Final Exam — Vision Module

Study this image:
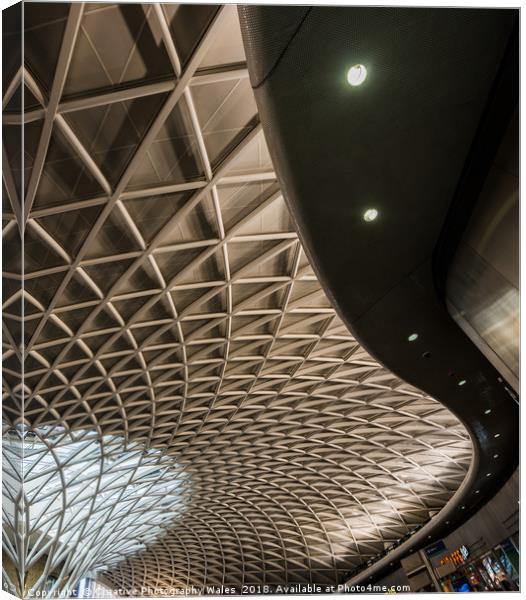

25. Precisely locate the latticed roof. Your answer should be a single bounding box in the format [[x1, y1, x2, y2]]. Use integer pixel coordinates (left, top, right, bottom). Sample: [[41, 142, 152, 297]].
[[2, 4, 471, 596]]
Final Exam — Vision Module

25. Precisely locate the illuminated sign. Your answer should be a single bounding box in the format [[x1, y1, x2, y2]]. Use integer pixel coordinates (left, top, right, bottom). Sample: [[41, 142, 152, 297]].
[[440, 546, 470, 567]]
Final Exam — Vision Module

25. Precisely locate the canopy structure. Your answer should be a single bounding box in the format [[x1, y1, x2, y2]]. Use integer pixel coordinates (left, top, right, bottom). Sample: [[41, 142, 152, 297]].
[[2, 4, 473, 595]]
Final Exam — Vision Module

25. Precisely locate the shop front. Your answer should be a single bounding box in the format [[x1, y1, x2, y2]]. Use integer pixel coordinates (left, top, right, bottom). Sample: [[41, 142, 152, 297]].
[[434, 538, 519, 592]]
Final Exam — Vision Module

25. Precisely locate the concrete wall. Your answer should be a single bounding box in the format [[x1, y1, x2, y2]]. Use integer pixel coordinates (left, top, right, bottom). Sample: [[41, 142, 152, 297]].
[[447, 108, 519, 389]]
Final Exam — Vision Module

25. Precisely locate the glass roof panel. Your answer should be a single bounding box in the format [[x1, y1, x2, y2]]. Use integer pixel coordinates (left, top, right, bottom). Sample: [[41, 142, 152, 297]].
[[24, 2, 69, 97], [198, 4, 246, 70], [162, 3, 218, 68], [64, 4, 174, 98], [191, 76, 258, 167], [4, 120, 43, 203], [33, 125, 107, 211], [63, 92, 169, 189], [221, 128, 274, 176], [126, 94, 205, 190]]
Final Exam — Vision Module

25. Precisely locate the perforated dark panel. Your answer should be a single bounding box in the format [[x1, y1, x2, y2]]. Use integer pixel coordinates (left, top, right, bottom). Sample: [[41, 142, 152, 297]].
[[238, 5, 309, 88]]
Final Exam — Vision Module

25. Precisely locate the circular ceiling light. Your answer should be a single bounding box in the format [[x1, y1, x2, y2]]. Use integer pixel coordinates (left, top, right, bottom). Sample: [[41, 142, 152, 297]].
[[458, 379, 467, 386], [347, 64, 367, 86], [484, 409, 492, 415], [363, 208, 378, 222], [408, 333, 418, 342]]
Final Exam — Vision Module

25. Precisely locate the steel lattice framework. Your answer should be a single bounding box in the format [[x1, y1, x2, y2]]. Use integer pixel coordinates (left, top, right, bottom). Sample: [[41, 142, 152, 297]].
[[2, 3, 472, 596]]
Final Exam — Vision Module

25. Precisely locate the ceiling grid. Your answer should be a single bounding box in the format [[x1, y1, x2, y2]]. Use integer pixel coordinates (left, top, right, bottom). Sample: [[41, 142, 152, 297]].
[[2, 3, 471, 595]]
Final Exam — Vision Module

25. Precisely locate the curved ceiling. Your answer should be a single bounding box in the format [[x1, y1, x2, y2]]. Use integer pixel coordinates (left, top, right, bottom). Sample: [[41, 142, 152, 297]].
[[2, 4, 474, 595], [238, 4, 519, 584]]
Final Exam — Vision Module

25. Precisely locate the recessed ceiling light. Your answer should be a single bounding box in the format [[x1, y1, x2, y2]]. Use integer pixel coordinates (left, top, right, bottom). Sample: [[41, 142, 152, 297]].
[[408, 333, 418, 342], [458, 379, 467, 386], [493, 454, 499, 459], [461, 505, 465, 510], [475, 490, 480, 494], [486, 473, 492, 477], [494, 433, 500, 438], [363, 208, 378, 222], [347, 64, 367, 86], [484, 409, 492, 415]]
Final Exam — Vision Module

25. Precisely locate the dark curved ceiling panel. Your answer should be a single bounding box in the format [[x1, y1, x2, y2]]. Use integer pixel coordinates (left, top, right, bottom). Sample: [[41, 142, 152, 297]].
[[238, 5, 519, 582]]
